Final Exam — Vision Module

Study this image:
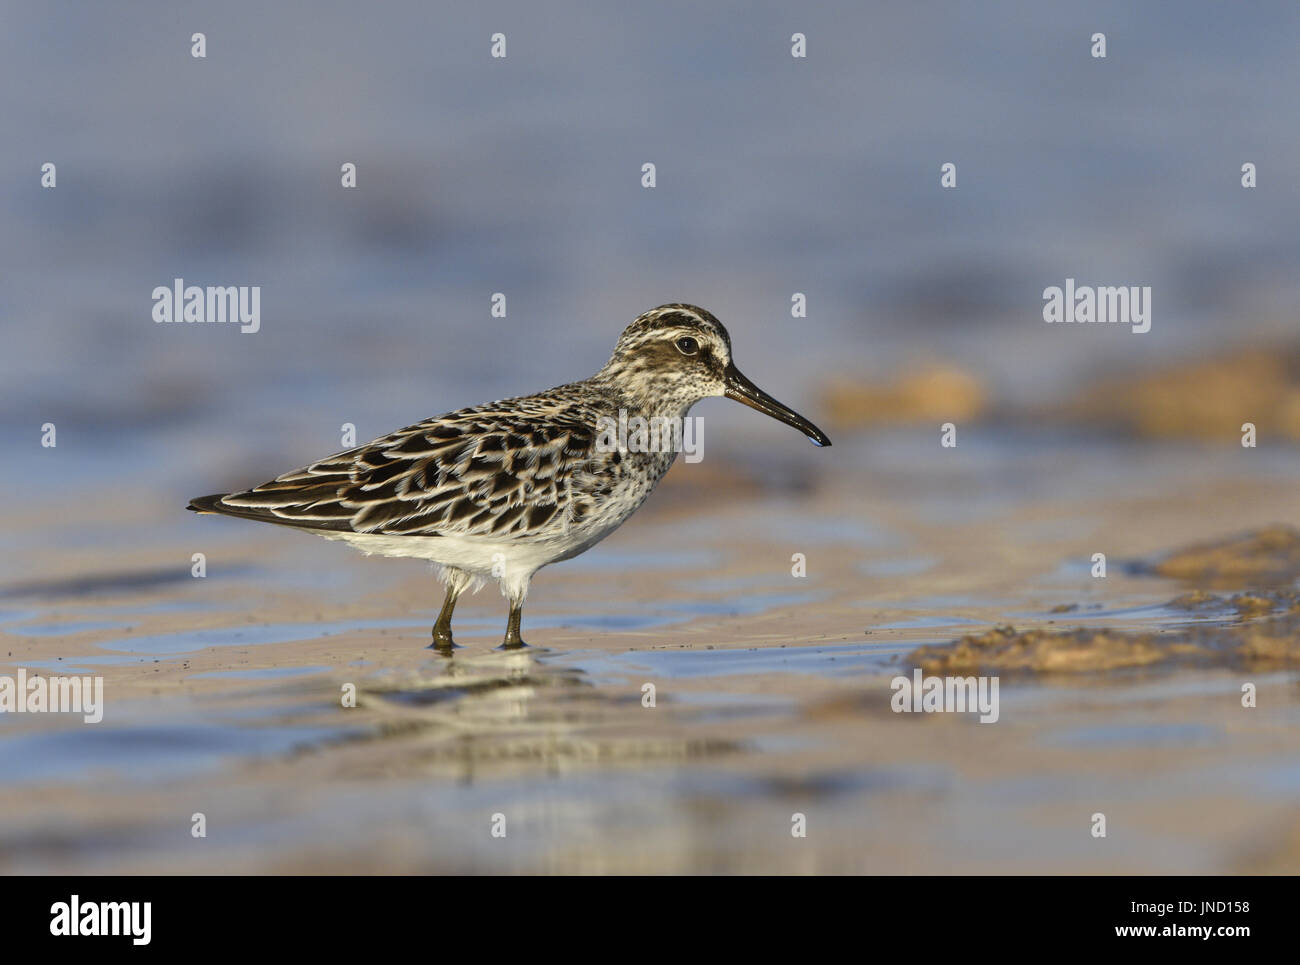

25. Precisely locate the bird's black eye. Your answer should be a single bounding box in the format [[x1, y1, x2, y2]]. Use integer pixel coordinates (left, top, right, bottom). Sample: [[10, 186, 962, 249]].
[[675, 336, 699, 356]]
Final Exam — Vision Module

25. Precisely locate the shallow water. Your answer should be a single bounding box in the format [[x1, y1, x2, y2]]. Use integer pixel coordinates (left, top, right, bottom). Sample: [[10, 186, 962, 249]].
[[559, 641, 892, 682], [4, 0, 1300, 874], [3, 433, 1298, 872]]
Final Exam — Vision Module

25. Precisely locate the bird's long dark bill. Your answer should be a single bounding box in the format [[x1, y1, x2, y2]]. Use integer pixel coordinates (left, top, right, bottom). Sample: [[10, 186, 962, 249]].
[[724, 363, 831, 447]]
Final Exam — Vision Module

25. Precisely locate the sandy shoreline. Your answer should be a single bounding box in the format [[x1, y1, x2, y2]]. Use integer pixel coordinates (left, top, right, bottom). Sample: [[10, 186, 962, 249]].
[[2, 433, 1298, 873]]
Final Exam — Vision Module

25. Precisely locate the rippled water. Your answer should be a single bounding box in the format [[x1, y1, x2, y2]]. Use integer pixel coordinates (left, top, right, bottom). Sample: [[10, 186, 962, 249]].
[[3, 2, 1300, 874]]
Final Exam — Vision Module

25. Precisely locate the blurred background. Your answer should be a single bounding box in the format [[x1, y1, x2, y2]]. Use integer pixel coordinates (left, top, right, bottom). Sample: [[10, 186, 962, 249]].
[[2, 0, 1300, 874], [4, 0, 1300, 514]]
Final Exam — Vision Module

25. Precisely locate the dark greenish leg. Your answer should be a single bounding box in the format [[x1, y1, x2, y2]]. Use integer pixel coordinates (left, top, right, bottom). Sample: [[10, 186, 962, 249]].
[[501, 599, 527, 649], [429, 583, 460, 652]]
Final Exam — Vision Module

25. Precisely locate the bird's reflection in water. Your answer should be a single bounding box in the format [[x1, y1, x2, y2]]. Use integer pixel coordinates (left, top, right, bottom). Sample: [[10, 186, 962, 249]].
[[352, 644, 737, 785]]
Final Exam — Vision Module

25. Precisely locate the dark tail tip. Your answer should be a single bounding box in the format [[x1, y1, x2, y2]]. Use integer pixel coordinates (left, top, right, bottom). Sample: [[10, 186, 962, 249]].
[[188, 493, 229, 514]]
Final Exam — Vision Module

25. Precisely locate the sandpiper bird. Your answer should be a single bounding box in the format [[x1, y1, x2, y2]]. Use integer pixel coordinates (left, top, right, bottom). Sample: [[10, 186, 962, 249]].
[[189, 304, 830, 650]]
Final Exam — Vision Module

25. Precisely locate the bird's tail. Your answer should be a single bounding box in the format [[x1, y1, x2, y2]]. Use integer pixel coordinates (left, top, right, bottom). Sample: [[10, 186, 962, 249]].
[[187, 493, 231, 515]]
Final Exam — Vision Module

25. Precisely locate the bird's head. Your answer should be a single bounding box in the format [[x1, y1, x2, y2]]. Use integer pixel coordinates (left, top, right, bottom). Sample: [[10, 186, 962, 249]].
[[598, 303, 831, 446]]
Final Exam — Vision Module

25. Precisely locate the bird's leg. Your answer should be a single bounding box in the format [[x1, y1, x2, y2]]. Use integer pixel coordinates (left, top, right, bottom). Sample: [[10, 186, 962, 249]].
[[501, 599, 526, 649], [429, 583, 461, 652]]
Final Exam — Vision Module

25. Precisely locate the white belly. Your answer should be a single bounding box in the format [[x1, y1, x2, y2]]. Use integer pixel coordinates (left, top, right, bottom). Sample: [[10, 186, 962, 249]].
[[319, 523, 623, 602], [321, 530, 558, 572], [315, 451, 674, 601]]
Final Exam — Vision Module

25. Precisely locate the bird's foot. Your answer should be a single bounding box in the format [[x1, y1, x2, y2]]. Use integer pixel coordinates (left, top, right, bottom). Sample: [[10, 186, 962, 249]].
[[428, 627, 460, 653]]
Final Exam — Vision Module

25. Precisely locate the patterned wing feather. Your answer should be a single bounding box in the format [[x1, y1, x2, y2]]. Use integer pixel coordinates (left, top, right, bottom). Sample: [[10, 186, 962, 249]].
[[190, 391, 606, 540]]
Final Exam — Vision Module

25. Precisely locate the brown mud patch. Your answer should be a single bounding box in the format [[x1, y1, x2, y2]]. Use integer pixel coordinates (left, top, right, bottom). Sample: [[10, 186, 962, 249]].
[[1236, 813, 1300, 874], [1054, 344, 1300, 441], [1141, 524, 1300, 585], [820, 363, 987, 429], [908, 589, 1300, 674]]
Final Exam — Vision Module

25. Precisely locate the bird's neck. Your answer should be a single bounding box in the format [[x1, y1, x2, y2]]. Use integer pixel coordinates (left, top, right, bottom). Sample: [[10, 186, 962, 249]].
[[590, 366, 696, 422], [615, 388, 697, 424]]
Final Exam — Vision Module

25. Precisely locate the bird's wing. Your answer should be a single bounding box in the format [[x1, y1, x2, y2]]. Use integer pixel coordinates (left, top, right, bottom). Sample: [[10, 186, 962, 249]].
[[191, 395, 603, 539]]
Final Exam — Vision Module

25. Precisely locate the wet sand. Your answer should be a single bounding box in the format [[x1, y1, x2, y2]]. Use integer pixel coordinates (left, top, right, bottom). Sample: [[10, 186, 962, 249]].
[[2, 432, 1299, 873]]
